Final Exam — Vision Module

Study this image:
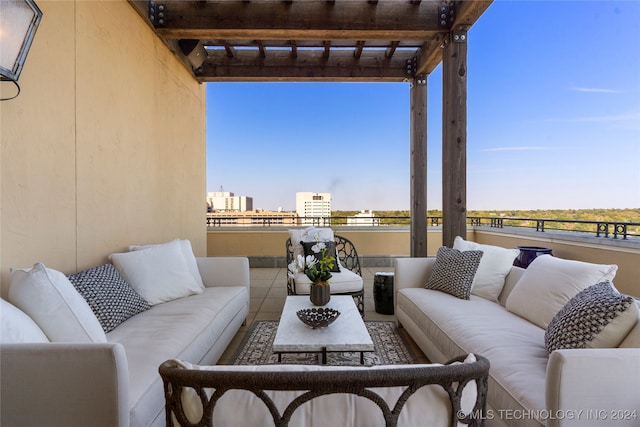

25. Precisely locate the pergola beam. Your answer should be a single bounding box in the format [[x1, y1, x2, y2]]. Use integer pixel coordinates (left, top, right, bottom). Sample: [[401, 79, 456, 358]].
[[147, 1, 446, 40], [198, 50, 413, 82]]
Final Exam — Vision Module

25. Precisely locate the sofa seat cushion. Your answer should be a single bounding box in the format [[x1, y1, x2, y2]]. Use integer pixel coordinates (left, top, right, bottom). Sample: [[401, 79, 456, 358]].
[[397, 288, 548, 427], [292, 268, 363, 294], [107, 286, 249, 427]]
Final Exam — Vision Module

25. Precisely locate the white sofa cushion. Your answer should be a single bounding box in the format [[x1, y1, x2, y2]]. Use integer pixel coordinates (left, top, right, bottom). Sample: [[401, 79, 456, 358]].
[[129, 239, 204, 290], [0, 298, 49, 343], [545, 282, 638, 352], [110, 239, 203, 305], [453, 236, 519, 301], [426, 247, 483, 300], [506, 255, 618, 329], [107, 285, 249, 427], [396, 287, 549, 424], [9, 263, 107, 343]]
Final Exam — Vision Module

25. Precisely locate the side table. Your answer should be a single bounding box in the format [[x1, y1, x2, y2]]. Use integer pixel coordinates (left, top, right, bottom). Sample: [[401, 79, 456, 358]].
[[373, 272, 394, 315]]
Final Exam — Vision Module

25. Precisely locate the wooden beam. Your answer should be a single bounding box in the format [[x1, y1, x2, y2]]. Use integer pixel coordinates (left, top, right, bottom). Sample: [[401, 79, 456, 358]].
[[354, 41, 365, 59], [441, 30, 468, 248], [151, 1, 444, 40], [385, 41, 399, 59], [410, 76, 428, 257], [197, 49, 413, 82]]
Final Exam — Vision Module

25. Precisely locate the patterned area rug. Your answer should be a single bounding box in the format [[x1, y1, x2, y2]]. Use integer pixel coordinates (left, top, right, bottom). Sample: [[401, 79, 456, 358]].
[[230, 320, 418, 366]]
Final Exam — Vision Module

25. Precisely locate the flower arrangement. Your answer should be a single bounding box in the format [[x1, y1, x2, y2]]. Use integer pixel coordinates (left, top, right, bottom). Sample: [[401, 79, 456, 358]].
[[288, 241, 336, 285]]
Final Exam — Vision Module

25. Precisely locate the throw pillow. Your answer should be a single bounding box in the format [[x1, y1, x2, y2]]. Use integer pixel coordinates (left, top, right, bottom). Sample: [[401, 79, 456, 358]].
[[67, 264, 152, 333], [110, 238, 203, 305], [288, 227, 334, 259], [301, 241, 340, 273], [8, 263, 107, 343], [453, 236, 519, 301], [0, 298, 49, 343], [545, 282, 638, 352], [129, 239, 204, 290], [425, 247, 483, 300], [506, 255, 618, 329]]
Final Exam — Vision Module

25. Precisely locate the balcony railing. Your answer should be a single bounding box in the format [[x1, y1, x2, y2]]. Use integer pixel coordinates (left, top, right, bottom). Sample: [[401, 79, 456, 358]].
[[206, 214, 640, 240]]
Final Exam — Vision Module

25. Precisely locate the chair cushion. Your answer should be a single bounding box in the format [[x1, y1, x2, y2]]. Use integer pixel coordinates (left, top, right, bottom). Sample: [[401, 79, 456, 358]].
[[292, 268, 363, 294]]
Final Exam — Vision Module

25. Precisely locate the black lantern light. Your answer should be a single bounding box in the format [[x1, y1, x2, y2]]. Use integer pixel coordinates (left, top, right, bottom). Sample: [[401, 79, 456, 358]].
[[0, 0, 43, 100]]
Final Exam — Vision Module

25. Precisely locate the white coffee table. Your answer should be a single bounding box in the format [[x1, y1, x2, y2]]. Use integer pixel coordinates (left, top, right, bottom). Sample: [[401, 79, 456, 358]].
[[273, 295, 374, 364]]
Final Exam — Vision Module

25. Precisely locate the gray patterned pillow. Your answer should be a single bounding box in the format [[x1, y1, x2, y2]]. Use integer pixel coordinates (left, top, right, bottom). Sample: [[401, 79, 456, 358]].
[[67, 264, 151, 333], [425, 247, 483, 300], [545, 282, 638, 353]]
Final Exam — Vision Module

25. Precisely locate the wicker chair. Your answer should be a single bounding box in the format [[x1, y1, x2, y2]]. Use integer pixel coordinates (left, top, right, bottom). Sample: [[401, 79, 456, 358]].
[[159, 354, 490, 427], [286, 234, 364, 315]]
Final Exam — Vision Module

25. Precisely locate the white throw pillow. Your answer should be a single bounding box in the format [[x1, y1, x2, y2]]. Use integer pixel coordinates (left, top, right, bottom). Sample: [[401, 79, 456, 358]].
[[288, 227, 335, 259], [129, 239, 204, 290], [9, 263, 107, 342], [110, 239, 203, 305], [453, 236, 519, 301], [0, 298, 49, 343], [506, 255, 618, 329]]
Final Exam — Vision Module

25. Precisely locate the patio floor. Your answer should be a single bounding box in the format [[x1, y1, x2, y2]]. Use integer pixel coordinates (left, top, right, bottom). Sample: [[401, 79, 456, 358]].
[[218, 267, 429, 364]]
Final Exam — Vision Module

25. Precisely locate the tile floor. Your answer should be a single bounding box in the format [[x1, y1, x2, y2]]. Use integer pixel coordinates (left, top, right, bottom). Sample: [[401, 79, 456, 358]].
[[218, 267, 429, 364]]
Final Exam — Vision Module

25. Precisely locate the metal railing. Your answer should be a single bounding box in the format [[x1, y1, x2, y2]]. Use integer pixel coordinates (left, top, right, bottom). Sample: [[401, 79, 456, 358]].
[[206, 215, 640, 240]]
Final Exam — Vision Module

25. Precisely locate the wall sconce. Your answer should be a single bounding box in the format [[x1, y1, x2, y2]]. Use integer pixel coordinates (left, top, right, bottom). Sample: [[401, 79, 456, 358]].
[[0, 0, 43, 100]]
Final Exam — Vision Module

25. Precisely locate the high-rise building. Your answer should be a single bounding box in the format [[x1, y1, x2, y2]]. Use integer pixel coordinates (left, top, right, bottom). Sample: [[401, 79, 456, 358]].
[[207, 191, 253, 212], [296, 192, 331, 225]]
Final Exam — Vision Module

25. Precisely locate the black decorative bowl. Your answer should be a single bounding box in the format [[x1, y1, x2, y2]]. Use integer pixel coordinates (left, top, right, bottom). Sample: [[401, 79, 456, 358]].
[[296, 307, 340, 329]]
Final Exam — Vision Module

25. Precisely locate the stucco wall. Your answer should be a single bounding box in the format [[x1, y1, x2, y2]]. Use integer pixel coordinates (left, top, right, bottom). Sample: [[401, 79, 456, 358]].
[[0, 1, 206, 294]]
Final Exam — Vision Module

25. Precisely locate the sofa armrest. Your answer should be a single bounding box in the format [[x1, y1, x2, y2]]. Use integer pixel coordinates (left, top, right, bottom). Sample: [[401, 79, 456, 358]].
[[196, 256, 250, 289], [546, 348, 640, 427], [0, 342, 129, 427]]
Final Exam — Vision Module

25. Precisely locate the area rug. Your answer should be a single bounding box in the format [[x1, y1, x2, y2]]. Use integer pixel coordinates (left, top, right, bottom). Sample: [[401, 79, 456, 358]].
[[230, 320, 418, 366]]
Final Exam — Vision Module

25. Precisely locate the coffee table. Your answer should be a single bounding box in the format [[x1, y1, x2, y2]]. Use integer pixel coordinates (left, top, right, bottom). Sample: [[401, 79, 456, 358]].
[[273, 295, 374, 364]]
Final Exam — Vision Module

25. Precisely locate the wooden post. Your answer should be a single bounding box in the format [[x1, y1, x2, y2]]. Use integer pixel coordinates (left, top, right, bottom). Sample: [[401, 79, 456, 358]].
[[442, 28, 468, 248], [410, 75, 428, 257]]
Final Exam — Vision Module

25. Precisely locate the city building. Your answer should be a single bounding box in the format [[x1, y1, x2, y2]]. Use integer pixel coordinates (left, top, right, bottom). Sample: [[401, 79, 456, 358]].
[[207, 191, 253, 212], [347, 210, 380, 226], [207, 210, 297, 227], [296, 192, 331, 225]]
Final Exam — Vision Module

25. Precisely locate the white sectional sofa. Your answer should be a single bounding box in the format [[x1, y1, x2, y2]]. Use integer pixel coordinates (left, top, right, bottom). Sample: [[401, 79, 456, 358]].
[[1, 239, 250, 427], [395, 243, 640, 427]]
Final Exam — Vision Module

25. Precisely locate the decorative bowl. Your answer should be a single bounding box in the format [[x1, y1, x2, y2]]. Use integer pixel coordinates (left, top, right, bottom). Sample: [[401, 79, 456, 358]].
[[296, 307, 340, 329]]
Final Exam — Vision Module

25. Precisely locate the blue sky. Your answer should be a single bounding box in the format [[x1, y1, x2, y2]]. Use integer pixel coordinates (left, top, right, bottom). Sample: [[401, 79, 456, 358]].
[[206, 0, 640, 212]]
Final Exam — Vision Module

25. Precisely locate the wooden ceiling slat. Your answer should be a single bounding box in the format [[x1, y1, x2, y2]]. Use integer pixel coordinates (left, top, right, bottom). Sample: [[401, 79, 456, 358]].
[[198, 49, 414, 82]]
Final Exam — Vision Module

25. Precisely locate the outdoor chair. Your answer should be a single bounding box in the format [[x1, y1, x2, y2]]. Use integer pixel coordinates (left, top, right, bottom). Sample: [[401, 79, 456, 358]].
[[286, 233, 364, 316]]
